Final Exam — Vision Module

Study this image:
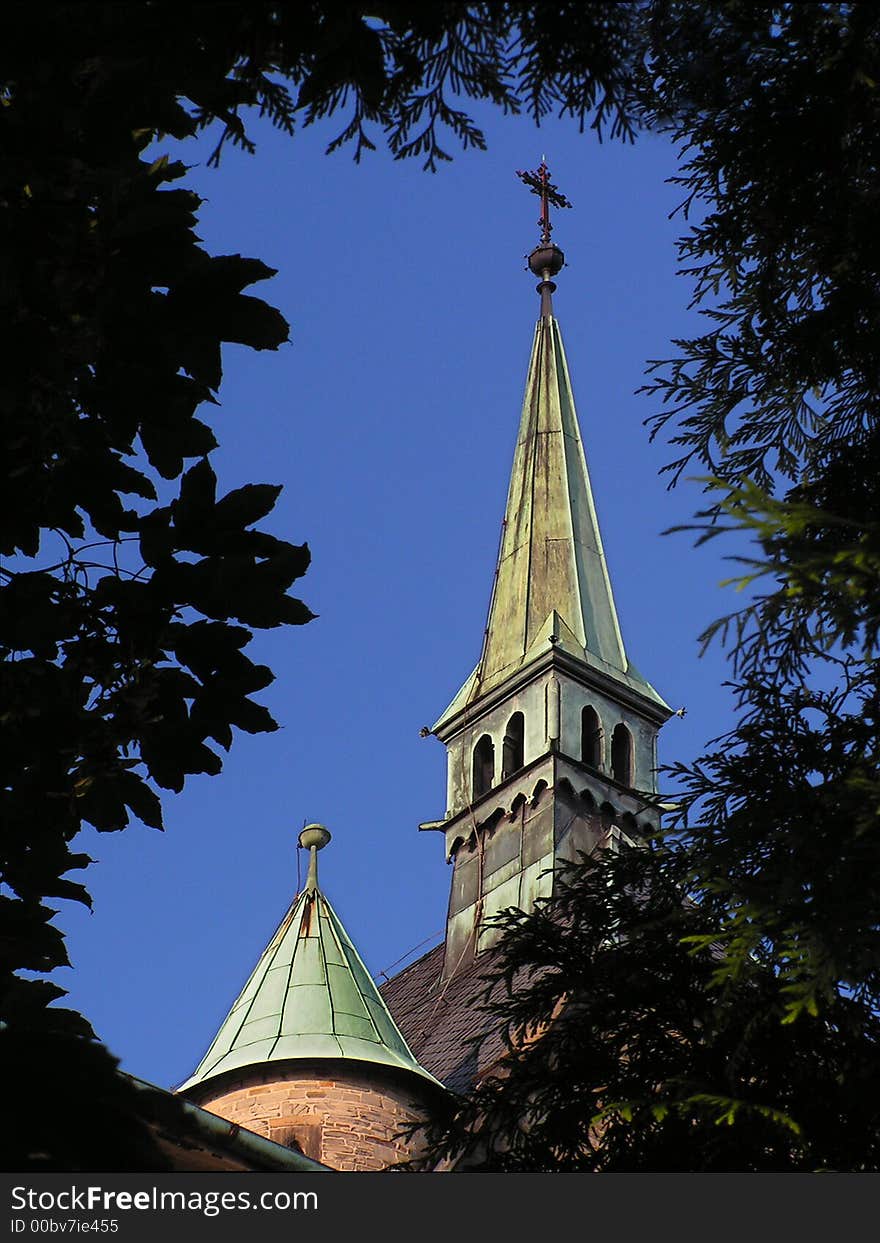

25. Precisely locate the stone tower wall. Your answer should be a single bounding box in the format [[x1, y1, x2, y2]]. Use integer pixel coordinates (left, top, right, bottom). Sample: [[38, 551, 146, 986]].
[[186, 1061, 430, 1171]]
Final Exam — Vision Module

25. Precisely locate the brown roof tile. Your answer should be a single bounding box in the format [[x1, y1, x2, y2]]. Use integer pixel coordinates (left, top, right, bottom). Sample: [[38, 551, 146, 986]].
[[379, 945, 508, 1095]]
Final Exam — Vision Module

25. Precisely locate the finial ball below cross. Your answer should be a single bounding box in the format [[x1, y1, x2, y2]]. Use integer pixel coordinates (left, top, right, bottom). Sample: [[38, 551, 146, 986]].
[[517, 160, 571, 308]]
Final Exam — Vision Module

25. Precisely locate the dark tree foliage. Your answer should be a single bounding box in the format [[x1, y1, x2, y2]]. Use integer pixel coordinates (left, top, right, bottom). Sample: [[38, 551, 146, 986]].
[[1, 2, 312, 1168], [642, 1, 880, 1017], [415, 2, 880, 1171], [646, 1, 880, 498], [409, 853, 880, 1172], [0, 0, 648, 1170]]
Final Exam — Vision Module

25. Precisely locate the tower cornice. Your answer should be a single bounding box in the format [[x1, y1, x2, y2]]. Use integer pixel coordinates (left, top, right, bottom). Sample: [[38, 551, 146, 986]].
[[433, 640, 671, 748], [429, 748, 664, 860]]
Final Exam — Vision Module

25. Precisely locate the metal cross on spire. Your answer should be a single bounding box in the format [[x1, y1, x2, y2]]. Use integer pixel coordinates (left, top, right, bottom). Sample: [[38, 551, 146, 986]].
[[516, 159, 573, 245], [517, 160, 571, 316]]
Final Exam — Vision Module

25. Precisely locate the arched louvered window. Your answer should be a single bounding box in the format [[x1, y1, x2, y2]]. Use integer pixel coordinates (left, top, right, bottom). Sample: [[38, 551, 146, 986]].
[[581, 705, 603, 768], [611, 724, 634, 787], [502, 712, 525, 779], [472, 734, 495, 799]]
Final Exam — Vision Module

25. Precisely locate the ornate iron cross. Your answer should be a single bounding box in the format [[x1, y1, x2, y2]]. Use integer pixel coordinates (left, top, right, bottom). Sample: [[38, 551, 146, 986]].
[[516, 160, 572, 244]]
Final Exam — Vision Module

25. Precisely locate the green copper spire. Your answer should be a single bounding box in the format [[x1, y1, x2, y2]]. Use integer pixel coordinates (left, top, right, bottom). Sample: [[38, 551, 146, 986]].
[[434, 185, 668, 733], [483, 314, 629, 677], [178, 826, 439, 1094]]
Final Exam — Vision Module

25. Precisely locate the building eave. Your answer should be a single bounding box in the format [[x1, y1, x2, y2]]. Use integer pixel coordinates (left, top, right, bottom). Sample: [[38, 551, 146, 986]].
[[437, 748, 665, 860], [125, 1073, 331, 1173]]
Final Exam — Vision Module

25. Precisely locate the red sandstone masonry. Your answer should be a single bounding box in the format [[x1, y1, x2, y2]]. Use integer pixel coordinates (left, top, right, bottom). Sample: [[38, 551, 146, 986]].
[[188, 1063, 429, 1171]]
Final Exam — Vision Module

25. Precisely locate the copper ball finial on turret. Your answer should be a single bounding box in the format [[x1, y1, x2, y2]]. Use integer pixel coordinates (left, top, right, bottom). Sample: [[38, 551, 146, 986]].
[[299, 823, 331, 852], [299, 822, 331, 891]]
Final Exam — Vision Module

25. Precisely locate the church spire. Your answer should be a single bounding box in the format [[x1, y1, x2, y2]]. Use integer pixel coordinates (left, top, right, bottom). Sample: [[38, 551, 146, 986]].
[[434, 169, 667, 736], [415, 168, 676, 983]]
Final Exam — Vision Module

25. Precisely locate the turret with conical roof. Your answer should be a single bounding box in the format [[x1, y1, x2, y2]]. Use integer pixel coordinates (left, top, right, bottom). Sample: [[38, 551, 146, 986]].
[[424, 166, 673, 979], [179, 827, 443, 1170]]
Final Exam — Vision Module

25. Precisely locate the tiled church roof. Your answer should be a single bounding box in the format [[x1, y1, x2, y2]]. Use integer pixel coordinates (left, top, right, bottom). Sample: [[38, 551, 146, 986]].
[[380, 945, 508, 1095]]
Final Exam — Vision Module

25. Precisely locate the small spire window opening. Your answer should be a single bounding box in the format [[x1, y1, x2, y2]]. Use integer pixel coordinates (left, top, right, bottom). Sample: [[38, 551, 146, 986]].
[[620, 812, 638, 845], [611, 724, 634, 787], [275, 1123, 322, 1162], [472, 734, 495, 800], [502, 712, 525, 779], [581, 705, 603, 768]]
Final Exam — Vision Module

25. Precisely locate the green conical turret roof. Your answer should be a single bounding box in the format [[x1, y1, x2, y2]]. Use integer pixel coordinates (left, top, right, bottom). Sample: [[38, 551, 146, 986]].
[[434, 304, 669, 733], [178, 832, 440, 1095]]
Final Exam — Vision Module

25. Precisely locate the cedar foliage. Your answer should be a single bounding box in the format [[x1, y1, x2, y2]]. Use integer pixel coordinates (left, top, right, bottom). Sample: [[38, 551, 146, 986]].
[[415, 2, 880, 1171], [409, 852, 880, 1171]]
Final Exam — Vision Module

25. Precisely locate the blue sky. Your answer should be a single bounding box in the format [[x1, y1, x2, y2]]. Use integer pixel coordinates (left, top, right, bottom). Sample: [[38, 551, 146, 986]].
[[57, 101, 740, 1090]]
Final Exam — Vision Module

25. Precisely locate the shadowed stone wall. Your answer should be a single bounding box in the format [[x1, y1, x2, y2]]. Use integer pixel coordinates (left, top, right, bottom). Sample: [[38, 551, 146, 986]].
[[185, 1061, 430, 1171]]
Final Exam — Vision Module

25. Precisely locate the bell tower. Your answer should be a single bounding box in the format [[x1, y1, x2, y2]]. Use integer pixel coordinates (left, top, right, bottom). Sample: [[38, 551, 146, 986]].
[[424, 165, 673, 978]]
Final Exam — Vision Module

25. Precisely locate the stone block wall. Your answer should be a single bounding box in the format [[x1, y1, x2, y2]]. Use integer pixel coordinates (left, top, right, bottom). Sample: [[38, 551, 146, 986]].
[[186, 1062, 430, 1171]]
